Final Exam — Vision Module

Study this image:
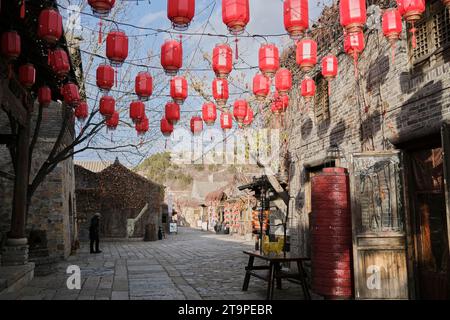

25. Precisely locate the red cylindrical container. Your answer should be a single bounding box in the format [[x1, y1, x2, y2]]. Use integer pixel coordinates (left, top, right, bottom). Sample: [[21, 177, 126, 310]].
[[311, 167, 353, 299]]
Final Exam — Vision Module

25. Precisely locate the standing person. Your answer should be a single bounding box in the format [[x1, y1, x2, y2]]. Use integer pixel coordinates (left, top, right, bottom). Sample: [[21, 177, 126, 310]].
[[89, 213, 102, 254]]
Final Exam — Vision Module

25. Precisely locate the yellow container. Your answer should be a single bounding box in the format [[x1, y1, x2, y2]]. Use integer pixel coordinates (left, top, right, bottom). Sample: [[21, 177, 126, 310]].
[[262, 235, 284, 255]]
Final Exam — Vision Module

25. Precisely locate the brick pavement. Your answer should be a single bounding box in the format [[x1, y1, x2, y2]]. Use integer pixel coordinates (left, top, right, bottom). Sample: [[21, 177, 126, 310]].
[[0, 227, 306, 300]]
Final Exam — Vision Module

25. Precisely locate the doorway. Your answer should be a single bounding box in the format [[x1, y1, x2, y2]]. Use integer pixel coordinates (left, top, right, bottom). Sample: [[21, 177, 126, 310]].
[[405, 136, 450, 299]]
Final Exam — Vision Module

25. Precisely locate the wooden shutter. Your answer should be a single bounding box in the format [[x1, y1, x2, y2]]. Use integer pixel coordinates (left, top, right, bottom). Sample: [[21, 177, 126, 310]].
[[350, 151, 409, 299]]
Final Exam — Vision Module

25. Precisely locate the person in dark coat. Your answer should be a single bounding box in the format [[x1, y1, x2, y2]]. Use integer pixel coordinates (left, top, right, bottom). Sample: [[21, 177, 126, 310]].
[[89, 213, 102, 254]]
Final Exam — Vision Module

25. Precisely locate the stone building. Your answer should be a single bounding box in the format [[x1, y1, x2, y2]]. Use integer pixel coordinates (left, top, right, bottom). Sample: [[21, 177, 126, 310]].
[[0, 0, 81, 280], [279, 0, 450, 299], [75, 159, 164, 240]]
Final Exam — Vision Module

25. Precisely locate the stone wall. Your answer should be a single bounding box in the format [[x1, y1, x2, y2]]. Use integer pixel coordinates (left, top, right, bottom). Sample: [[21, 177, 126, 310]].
[[0, 100, 76, 265], [283, 5, 450, 257]]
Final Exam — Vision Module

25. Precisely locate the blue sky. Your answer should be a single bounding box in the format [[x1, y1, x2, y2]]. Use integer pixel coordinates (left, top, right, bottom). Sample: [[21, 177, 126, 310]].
[[58, 0, 331, 167]]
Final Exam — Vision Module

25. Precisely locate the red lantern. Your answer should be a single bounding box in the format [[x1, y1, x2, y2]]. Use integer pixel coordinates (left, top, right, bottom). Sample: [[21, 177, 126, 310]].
[[253, 73, 271, 101], [221, 112, 233, 130], [106, 30, 128, 67], [165, 101, 180, 125], [135, 71, 153, 101], [136, 115, 149, 135], [167, 0, 195, 31], [259, 44, 280, 77], [321, 55, 338, 95], [273, 91, 289, 113], [212, 78, 229, 107], [18, 64, 35, 89], [190, 116, 203, 135], [296, 38, 317, 72], [222, 0, 250, 35], [283, 0, 309, 40], [88, 0, 116, 17], [233, 100, 248, 123], [161, 39, 183, 76], [397, 0, 425, 48], [1, 31, 21, 60], [161, 117, 174, 137], [62, 82, 80, 106], [99, 95, 115, 118], [301, 78, 316, 101], [242, 106, 253, 127], [271, 101, 282, 114], [344, 31, 365, 76], [49, 48, 70, 79], [212, 43, 233, 79], [130, 101, 145, 124], [96, 63, 115, 93], [38, 86, 52, 107], [202, 102, 217, 126], [339, 0, 367, 34], [106, 111, 119, 130], [275, 68, 292, 96], [170, 76, 188, 104], [382, 9, 402, 59], [38, 8, 63, 44], [75, 102, 89, 122]]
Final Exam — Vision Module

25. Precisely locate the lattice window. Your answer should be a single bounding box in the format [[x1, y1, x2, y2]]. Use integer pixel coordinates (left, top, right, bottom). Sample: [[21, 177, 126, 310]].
[[411, 0, 450, 64], [313, 76, 330, 124]]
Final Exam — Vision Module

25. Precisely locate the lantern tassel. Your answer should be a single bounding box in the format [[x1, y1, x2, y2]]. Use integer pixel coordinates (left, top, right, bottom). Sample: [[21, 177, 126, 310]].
[[391, 42, 396, 64], [235, 38, 239, 60], [20, 0, 25, 19], [115, 68, 118, 87], [353, 52, 358, 79], [8, 64, 12, 79], [410, 23, 417, 49], [328, 80, 331, 97], [98, 19, 103, 44]]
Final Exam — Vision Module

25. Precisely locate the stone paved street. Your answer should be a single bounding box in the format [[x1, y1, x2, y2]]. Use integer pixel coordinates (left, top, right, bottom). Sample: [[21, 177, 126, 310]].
[[0, 227, 306, 300]]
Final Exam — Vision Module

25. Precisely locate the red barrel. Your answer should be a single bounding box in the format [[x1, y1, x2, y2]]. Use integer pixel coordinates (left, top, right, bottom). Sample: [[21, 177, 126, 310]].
[[311, 167, 353, 299]]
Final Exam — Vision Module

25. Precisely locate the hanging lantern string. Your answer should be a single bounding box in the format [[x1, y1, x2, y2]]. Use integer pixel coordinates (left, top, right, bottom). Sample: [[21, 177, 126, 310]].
[[20, 0, 25, 19], [98, 18, 103, 44], [410, 22, 417, 49]]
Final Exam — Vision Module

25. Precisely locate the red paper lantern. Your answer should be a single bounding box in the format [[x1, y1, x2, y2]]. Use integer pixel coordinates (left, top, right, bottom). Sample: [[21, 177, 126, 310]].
[[170, 76, 188, 105], [99, 95, 115, 118], [165, 101, 180, 125], [38, 86, 52, 107], [106, 111, 119, 130], [38, 8, 63, 44], [271, 100, 282, 114], [88, 0, 116, 17], [106, 30, 128, 67], [253, 73, 270, 101], [130, 100, 145, 124], [167, 0, 195, 31], [18, 64, 35, 88], [161, 117, 174, 137], [344, 31, 365, 76], [96, 63, 114, 93], [339, 0, 367, 33], [161, 39, 183, 76], [301, 78, 316, 101], [1, 31, 21, 60], [62, 82, 81, 106], [259, 44, 280, 77], [273, 91, 289, 113], [321, 55, 338, 80], [275, 68, 292, 96], [212, 78, 229, 106], [242, 106, 253, 127], [202, 102, 217, 126], [221, 112, 233, 130], [397, 0, 425, 48], [135, 71, 153, 101], [296, 38, 317, 72], [212, 43, 233, 79], [49, 48, 70, 79], [382, 8, 402, 59], [283, 0, 309, 40], [233, 100, 248, 123], [222, 0, 250, 35], [190, 116, 203, 134], [75, 102, 89, 122], [136, 115, 149, 135]]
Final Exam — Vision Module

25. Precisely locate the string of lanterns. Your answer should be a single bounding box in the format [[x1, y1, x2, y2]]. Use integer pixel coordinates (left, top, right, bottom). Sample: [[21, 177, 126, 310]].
[[2, 0, 438, 140]]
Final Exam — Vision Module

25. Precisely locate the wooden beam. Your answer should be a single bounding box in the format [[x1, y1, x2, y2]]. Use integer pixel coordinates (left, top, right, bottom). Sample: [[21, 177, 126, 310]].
[[0, 80, 27, 126]]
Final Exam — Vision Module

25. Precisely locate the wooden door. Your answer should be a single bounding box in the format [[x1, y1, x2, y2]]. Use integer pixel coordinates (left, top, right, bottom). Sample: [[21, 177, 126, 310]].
[[350, 151, 409, 299]]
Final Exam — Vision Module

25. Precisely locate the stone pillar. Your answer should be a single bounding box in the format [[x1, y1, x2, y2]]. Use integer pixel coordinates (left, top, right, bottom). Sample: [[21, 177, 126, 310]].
[[1, 238, 29, 266]]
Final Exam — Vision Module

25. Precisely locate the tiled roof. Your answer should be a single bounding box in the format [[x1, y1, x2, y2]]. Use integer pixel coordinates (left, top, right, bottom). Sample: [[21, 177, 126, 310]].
[[73, 160, 114, 173]]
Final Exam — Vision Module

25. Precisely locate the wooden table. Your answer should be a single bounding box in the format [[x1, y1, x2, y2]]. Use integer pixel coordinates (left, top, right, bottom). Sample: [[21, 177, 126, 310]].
[[242, 250, 311, 300]]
